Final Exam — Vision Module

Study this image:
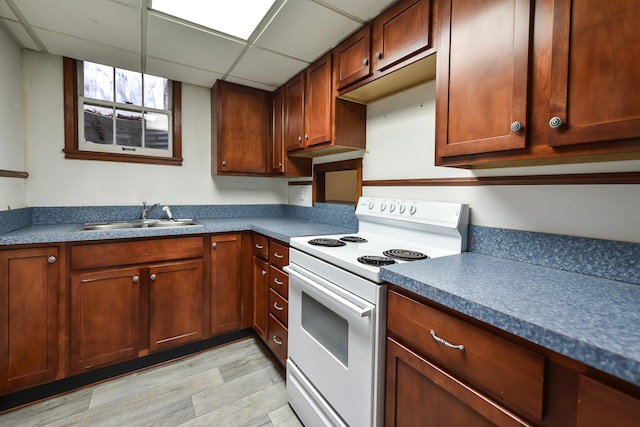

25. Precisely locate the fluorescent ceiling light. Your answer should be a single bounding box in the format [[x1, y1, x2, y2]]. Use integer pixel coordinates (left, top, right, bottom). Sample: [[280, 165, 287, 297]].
[[150, 0, 277, 40]]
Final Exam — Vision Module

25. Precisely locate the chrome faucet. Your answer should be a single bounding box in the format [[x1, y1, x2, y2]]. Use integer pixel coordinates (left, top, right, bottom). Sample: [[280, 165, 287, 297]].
[[141, 201, 160, 220]]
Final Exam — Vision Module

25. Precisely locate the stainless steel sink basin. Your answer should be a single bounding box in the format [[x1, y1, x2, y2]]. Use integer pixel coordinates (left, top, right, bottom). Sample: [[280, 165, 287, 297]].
[[76, 219, 202, 231]]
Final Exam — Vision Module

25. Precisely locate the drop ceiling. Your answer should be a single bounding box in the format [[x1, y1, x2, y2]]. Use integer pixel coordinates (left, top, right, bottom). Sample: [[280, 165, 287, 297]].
[[0, 0, 397, 91]]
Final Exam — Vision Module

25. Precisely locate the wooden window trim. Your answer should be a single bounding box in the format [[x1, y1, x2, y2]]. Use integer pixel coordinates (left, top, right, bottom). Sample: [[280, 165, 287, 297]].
[[63, 57, 183, 166], [313, 158, 363, 204]]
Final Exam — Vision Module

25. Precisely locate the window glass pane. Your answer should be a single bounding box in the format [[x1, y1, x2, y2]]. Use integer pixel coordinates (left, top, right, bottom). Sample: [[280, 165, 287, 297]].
[[301, 292, 349, 366], [83, 62, 114, 102], [83, 105, 114, 144], [145, 112, 169, 150], [115, 109, 143, 147], [144, 74, 169, 109], [115, 68, 142, 106]]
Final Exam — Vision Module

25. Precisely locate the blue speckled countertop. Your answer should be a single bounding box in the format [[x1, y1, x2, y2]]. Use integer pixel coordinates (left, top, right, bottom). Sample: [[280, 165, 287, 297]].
[[381, 252, 640, 387], [0, 217, 355, 245]]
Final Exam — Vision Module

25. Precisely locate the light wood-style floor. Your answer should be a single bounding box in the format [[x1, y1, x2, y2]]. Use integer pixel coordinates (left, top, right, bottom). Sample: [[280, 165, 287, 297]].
[[0, 338, 303, 427]]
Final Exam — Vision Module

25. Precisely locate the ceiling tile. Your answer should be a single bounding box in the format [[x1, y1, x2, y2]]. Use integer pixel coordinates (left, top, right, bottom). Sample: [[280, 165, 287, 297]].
[[13, 0, 141, 53], [229, 46, 308, 89], [320, 0, 397, 21], [1, 19, 39, 50], [223, 75, 278, 92], [35, 27, 142, 71], [146, 56, 224, 88], [255, 0, 361, 62], [146, 14, 246, 75]]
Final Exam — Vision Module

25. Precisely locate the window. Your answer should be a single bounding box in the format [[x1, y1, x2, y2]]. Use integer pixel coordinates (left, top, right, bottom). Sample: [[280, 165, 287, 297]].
[[64, 57, 182, 165]]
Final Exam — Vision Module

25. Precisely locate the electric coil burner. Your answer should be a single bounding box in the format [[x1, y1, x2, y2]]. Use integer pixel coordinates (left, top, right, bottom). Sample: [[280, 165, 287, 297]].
[[357, 255, 397, 266], [383, 249, 429, 261], [308, 238, 346, 247], [286, 197, 469, 427]]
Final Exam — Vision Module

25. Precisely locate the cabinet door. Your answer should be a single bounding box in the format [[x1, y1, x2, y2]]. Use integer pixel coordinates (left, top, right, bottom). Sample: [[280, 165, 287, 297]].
[[334, 25, 372, 89], [372, 0, 432, 73], [149, 260, 203, 352], [385, 338, 530, 427], [548, 0, 640, 147], [0, 248, 59, 393], [213, 80, 270, 174], [210, 235, 241, 335], [305, 53, 332, 147], [576, 375, 640, 427], [70, 267, 141, 373], [436, 0, 533, 160], [285, 73, 305, 152], [272, 86, 286, 174], [252, 257, 269, 341]]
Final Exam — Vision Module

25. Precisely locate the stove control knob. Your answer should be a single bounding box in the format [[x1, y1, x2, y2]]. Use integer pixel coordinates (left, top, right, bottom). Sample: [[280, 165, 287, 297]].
[[389, 203, 396, 213], [410, 205, 417, 215], [380, 202, 387, 211], [368, 200, 375, 210], [399, 204, 406, 214]]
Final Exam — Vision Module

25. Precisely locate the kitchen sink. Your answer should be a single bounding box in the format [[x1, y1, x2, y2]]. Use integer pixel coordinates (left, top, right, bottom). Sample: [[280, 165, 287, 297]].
[[76, 219, 203, 231]]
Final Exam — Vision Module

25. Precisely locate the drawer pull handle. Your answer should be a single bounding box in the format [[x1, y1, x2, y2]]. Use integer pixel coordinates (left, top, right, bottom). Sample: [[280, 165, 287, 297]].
[[255, 244, 264, 249], [274, 252, 284, 259], [273, 278, 284, 285], [273, 302, 284, 311], [430, 330, 465, 352], [273, 336, 283, 345]]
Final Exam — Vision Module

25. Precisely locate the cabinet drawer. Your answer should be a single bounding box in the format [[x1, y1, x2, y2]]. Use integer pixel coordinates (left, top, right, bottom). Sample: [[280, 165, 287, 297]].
[[269, 288, 288, 326], [387, 290, 545, 422], [267, 314, 288, 366], [253, 234, 268, 260], [71, 237, 204, 270], [269, 265, 289, 298], [269, 241, 289, 268]]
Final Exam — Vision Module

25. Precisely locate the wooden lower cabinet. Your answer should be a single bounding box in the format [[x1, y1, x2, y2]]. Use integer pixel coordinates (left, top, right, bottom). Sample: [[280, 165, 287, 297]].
[[385, 338, 529, 427], [70, 267, 141, 373], [0, 247, 60, 394], [69, 237, 205, 374], [576, 375, 640, 427], [252, 256, 269, 341], [209, 234, 242, 335], [149, 260, 203, 352]]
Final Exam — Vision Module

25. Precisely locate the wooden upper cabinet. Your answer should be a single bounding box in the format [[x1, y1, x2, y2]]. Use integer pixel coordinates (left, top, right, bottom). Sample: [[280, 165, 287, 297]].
[[436, 0, 533, 161], [284, 73, 305, 152], [372, 0, 432, 73], [548, 0, 640, 147], [211, 80, 271, 175], [305, 53, 333, 147], [273, 87, 312, 177], [334, 26, 372, 90]]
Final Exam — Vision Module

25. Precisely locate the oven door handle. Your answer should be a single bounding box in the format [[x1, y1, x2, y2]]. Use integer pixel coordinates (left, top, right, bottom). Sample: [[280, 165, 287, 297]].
[[286, 267, 373, 318]]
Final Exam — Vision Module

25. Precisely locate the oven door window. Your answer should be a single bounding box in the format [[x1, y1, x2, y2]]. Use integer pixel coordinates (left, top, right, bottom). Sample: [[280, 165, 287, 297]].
[[301, 292, 348, 366]]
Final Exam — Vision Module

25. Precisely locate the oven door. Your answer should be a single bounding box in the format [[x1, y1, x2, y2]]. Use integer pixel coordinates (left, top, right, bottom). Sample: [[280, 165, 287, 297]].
[[285, 263, 378, 427]]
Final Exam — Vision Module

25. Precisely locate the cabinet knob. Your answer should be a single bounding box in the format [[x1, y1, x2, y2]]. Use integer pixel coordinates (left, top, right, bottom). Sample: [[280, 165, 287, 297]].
[[222, 160, 227, 166], [511, 121, 523, 132], [150, 274, 157, 281], [262, 270, 267, 276], [212, 242, 217, 249], [132, 275, 140, 283], [304, 134, 309, 140], [277, 162, 282, 167], [362, 58, 369, 66], [47, 256, 57, 264], [375, 51, 382, 60], [297, 136, 302, 142], [549, 116, 563, 129]]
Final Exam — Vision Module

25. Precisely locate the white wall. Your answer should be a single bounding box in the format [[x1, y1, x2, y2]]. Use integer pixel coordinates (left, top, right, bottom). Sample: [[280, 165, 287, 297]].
[[23, 51, 288, 207], [0, 24, 27, 210], [291, 81, 640, 243]]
